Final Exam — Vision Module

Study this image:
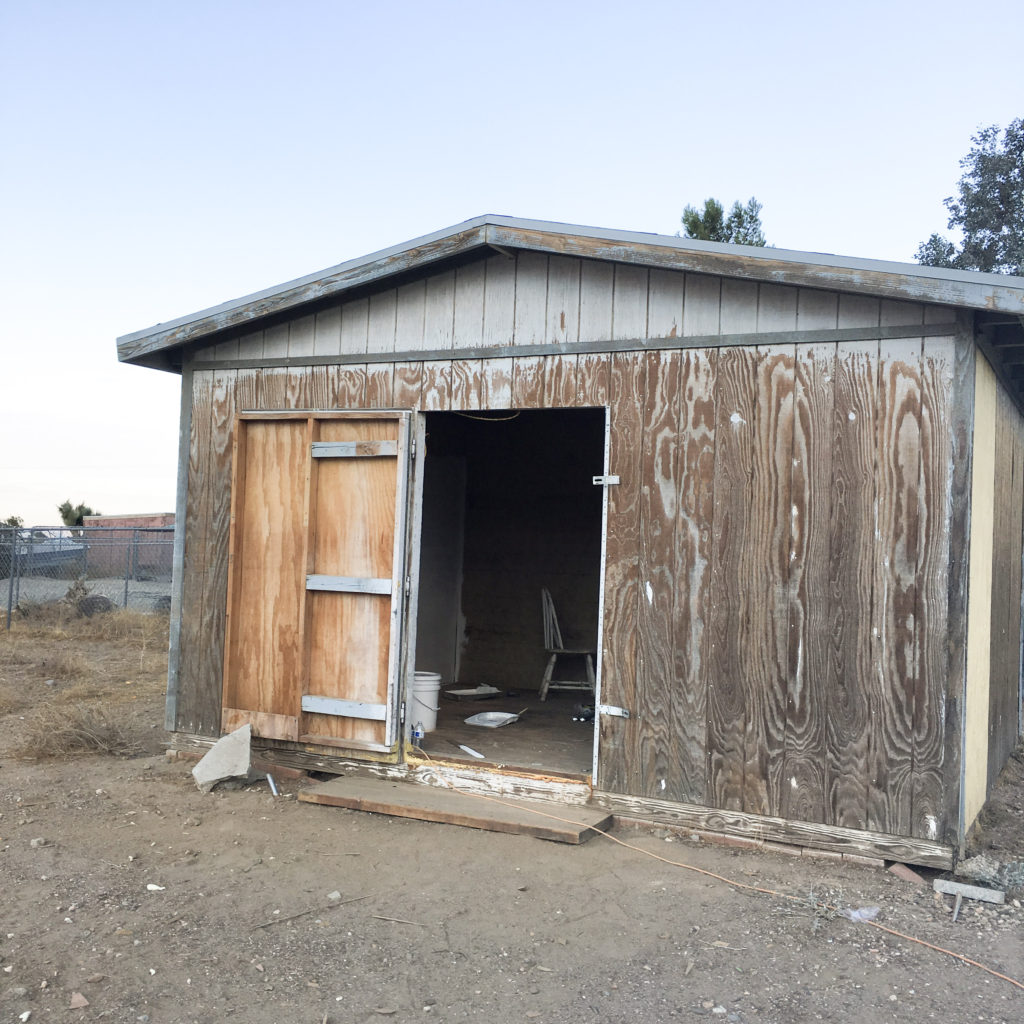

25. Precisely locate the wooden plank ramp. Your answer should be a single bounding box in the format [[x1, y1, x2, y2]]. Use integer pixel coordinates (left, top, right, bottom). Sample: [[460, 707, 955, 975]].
[[298, 776, 611, 844]]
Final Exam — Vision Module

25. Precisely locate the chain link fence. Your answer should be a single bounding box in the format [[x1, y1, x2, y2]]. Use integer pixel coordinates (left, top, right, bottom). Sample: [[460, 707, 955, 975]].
[[2, 526, 174, 628]]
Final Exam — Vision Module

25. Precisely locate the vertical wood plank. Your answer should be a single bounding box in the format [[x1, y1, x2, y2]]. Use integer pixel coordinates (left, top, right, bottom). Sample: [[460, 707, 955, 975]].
[[287, 315, 316, 357], [647, 269, 685, 339], [611, 265, 649, 341], [482, 254, 516, 348], [513, 252, 549, 346], [796, 290, 838, 330], [706, 346, 758, 810], [313, 306, 342, 356], [757, 284, 798, 333], [634, 350, 681, 797], [578, 261, 615, 344], [598, 352, 647, 794], [236, 330, 264, 360], [423, 270, 456, 352], [671, 349, 718, 805], [178, 371, 215, 733], [546, 256, 580, 346], [453, 260, 486, 350], [257, 366, 289, 409], [781, 342, 834, 823], [365, 363, 394, 407], [827, 339, 879, 830], [395, 280, 426, 350], [262, 323, 289, 358], [914, 336, 955, 842], [367, 290, 397, 353], [419, 361, 451, 412], [340, 297, 370, 355], [683, 275, 721, 336], [576, 353, 609, 408], [336, 365, 367, 408], [743, 345, 795, 816], [305, 365, 339, 408], [720, 280, 758, 334], [512, 355, 545, 407], [480, 358, 514, 409], [868, 337, 923, 837]]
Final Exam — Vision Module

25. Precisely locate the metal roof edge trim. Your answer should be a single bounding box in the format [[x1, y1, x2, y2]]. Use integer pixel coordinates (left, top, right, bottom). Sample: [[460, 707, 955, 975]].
[[117, 214, 1024, 365]]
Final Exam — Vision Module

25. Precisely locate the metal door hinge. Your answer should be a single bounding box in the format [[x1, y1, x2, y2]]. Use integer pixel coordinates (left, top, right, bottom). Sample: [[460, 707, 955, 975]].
[[400, 701, 406, 724], [410, 437, 417, 459], [404, 575, 411, 596], [593, 475, 620, 486], [598, 703, 631, 719]]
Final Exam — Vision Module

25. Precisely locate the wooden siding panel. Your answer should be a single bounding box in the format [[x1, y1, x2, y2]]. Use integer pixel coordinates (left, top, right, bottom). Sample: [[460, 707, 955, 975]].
[[395, 280, 427, 350], [481, 358, 514, 409], [868, 338, 922, 837], [419, 361, 451, 411], [612, 265, 649, 341], [796, 290, 839, 330], [706, 346, 759, 810], [512, 355, 545, 408], [449, 358, 482, 410], [482, 254, 516, 348], [599, 352, 647, 793], [576, 353, 609, 407], [743, 346, 795, 816], [340, 297, 370, 355], [720, 280, 758, 334], [781, 342, 834, 824], [287, 315, 315, 357], [177, 371, 215, 733], [423, 270, 456, 351], [543, 354, 579, 408], [453, 260, 486, 349], [647, 269, 685, 339], [670, 350, 717, 805], [513, 252, 549, 346], [913, 337, 955, 841], [393, 362, 424, 408], [313, 306, 342, 356], [579, 261, 615, 344], [683, 275, 721, 336], [634, 350, 681, 798], [546, 256, 580, 345], [827, 340, 878, 830], [367, 290, 397, 352]]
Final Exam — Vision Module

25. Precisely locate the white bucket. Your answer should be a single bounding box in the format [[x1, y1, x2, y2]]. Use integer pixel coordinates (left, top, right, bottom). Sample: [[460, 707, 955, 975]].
[[410, 671, 443, 734]]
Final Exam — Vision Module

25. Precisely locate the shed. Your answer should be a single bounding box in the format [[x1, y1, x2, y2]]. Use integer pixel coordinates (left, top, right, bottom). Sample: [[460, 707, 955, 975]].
[[118, 215, 1024, 867]]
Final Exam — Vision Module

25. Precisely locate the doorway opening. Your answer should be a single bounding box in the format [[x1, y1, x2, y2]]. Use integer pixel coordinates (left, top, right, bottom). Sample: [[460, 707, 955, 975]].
[[411, 407, 606, 777]]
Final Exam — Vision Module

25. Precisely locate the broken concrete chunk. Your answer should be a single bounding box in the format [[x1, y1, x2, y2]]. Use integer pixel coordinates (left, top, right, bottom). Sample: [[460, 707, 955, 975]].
[[191, 725, 252, 793]]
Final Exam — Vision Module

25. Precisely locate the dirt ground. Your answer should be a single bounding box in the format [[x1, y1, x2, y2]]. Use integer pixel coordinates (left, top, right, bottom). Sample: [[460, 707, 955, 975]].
[[1, 608, 1023, 1024]]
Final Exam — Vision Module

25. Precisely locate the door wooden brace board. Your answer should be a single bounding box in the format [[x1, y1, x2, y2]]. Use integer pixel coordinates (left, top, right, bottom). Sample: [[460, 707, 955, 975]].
[[301, 695, 388, 720], [306, 574, 393, 595]]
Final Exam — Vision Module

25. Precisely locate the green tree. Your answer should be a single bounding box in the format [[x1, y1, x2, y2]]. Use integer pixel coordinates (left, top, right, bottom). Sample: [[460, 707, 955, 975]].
[[2, 515, 23, 527], [680, 197, 767, 246], [57, 500, 99, 528], [916, 119, 1024, 275]]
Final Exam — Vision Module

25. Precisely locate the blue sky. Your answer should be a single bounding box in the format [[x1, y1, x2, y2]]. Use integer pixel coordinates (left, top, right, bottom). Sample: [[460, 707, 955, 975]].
[[2, 0, 1021, 524]]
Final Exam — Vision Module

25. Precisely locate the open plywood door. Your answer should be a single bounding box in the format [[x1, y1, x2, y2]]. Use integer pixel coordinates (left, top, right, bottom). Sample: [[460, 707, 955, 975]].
[[221, 411, 411, 756]]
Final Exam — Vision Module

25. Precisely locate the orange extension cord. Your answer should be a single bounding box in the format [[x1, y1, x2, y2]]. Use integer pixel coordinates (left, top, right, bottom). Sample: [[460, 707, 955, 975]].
[[416, 759, 1024, 995]]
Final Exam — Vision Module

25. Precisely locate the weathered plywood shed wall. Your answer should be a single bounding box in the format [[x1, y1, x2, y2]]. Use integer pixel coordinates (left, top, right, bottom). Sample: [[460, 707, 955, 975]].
[[172, 251, 974, 852]]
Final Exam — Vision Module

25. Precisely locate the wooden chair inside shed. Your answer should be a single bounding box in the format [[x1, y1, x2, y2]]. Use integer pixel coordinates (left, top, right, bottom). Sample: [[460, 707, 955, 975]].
[[539, 588, 596, 700]]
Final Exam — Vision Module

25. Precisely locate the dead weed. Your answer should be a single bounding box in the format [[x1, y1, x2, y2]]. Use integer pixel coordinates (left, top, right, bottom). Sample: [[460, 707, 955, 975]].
[[14, 703, 140, 759], [0, 682, 24, 714]]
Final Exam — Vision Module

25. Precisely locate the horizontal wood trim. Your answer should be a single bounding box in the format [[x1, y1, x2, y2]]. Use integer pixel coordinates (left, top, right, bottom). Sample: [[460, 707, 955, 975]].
[[311, 440, 398, 458], [306, 574, 392, 595], [238, 409, 406, 421], [301, 695, 388, 720], [221, 707, 299, 742], [192, 322, 959, 371], [592, 791, 953, 869], [296, 733, 394, 754]]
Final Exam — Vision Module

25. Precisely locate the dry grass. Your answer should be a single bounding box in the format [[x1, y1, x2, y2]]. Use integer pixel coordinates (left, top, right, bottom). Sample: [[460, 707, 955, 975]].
[[0, 682, 24, 714], [14, 703, 140, 758]]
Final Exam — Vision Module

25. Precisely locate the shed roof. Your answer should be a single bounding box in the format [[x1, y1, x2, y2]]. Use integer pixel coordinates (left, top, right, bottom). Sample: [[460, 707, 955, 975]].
[[118, 213, 1024, 379]]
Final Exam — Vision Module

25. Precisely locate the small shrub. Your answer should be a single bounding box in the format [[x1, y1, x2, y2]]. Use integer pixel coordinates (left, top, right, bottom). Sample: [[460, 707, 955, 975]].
[[14, 704, 140, 758]]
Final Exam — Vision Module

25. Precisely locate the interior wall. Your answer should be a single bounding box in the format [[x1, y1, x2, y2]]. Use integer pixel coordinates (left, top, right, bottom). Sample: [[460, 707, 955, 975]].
[[420, 410, 605, 692], [414, 456, 466, 685]]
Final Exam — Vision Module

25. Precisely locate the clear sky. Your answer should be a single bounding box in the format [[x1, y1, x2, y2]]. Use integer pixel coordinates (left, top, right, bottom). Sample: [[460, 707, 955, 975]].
[[1, 0, 1020, 525]]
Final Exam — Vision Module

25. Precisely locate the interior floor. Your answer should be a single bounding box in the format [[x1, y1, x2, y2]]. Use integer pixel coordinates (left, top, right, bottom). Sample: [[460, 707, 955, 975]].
[[415, 691, 594, 777]]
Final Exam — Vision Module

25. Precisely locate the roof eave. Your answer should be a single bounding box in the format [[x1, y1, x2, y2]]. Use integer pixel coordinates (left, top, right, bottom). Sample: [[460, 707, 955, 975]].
[[117, 215, 1024, 370]]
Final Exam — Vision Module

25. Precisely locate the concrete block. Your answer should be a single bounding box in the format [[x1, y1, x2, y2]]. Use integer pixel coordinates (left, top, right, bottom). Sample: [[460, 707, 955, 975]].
[[192, 725, 252, 793]]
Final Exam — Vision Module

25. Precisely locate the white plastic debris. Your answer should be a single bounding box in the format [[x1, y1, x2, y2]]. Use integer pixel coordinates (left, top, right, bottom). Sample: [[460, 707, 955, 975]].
[[840, 906, 880, 922]]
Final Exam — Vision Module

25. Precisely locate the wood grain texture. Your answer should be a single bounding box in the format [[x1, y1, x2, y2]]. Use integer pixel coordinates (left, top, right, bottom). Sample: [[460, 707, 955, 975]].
[[683, 274, 720, 336], [634, 350, 681, 797], [546, 255, 580, 345], [576, 353, 610, 407], [453, 260, 486, 349], [340, 297, 370, 355], [364, 363, 394, 407], [512, 355, 545, 408], [480, 357, 514, 409], [943, 320, 974, 845], [542, 354, 578, 408], [913, 337, 955, 841], [706, 346, 758, 810], [392, 362, 423, 408], [781, 343, 834, 823], [743, 346, 795, 816], [423, 270, 456, 351], [257, 366, 289, 409], [670, 350, 717, 804], [826, 340, 878, 830], [578, 260, 615, 344], [612, 265, 649, 340], [287, 314, 315, 357], [419, 360, 451, 411], [177, 370, 215, 733], [336, 365, 367, 408], [868, 338, 922, 837], [395, 280, 426, 350], [513, 252, 549, 346], [313, 306, 342, 355], [598, 352, 647, 793], [367, 289, 398, 352], [482, 254, 516, 348], [647, 269, 685, 339], [449, 358, 481, 410]]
